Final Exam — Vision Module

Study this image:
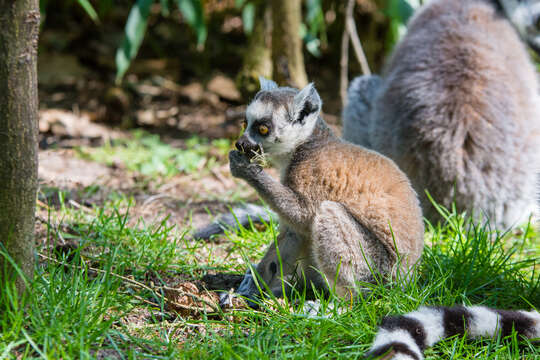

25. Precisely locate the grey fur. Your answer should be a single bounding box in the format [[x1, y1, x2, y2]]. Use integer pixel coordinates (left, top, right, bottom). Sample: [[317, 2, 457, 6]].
[[259, 76, 278, 91], [343, 0, 540, 228], [342, 75, 383, 149]]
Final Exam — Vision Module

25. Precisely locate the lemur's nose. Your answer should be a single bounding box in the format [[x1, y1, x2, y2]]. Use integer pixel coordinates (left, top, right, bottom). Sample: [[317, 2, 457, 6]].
[[235, 136, 261, 158]]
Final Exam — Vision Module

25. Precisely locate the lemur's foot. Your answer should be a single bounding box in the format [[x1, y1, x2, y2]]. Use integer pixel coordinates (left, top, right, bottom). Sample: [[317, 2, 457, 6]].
[[219, 267, 260, 309]]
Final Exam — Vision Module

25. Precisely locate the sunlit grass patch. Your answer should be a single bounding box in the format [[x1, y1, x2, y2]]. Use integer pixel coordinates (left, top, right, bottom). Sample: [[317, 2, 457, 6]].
[[2, 193, 539, 359], [76, 130, 232, 178]]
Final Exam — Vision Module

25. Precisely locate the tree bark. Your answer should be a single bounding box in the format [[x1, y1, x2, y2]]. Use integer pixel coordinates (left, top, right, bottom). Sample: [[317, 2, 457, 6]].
[[0, 0, 40, 292], [271, 0, 308, 88]]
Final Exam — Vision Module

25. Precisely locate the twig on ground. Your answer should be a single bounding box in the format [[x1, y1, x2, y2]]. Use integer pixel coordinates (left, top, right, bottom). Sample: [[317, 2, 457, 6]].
[[37, 253, 221, 314], [142, 193, 171, 207], [210, 167, 233, 188], [36, 199, 50, 210], [68, 199, 93, 213], [36, 215, 67, 246]]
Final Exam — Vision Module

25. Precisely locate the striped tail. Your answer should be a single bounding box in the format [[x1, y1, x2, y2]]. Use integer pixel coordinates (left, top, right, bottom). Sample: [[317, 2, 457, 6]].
[[366, 305, 540, 360]]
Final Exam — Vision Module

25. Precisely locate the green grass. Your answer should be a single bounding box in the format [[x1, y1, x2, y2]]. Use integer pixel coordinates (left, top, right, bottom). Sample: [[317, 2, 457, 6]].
[[76, 130, 232, 178], [1, 192, 539, 359]]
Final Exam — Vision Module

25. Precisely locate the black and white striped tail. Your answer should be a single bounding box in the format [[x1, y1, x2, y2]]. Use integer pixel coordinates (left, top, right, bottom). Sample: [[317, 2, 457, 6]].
[[366, 306, 540, 360]]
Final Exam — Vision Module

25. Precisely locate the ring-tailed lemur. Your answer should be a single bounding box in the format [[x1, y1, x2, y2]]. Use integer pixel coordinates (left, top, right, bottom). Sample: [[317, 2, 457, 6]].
[[343, 0, 540, 229], [220, 77, 424, 306]]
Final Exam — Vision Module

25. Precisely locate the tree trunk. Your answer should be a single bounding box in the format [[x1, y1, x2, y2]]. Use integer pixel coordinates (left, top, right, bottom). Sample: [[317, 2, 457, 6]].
[[236, 4, 273, 98], [0, 0, 40, 293], [271, 0, 308, 88]]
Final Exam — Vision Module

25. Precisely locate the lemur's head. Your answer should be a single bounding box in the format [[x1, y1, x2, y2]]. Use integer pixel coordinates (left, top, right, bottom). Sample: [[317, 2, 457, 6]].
[[235, 77, 322, 165], [499, 0, 540, 53]]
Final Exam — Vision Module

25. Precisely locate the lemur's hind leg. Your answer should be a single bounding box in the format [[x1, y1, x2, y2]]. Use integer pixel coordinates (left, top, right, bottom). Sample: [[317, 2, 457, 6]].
[[220, 226, 305, 308], [311, 201, 393, 297]]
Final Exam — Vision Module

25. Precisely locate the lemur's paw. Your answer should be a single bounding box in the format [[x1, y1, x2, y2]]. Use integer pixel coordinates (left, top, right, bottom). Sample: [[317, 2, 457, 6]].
[[229, 150, 262, 179]]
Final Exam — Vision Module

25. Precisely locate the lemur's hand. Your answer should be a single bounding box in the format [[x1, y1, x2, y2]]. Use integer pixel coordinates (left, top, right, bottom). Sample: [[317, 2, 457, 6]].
[[229, 150, 262, 180]]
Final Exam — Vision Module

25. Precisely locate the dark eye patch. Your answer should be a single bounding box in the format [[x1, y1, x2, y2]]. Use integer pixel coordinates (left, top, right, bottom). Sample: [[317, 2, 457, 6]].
[[251, 118, 273, 135]]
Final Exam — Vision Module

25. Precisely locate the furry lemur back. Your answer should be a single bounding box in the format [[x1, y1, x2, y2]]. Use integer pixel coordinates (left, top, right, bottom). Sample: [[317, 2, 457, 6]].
[[343, 0, 540, 228]]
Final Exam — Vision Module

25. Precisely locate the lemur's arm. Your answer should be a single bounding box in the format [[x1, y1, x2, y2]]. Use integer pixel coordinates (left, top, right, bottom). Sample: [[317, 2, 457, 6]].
[[229, 150, 311, 234]]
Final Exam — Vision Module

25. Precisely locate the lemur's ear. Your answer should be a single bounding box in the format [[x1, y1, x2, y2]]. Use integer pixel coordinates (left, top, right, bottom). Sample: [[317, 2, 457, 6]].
[[259, 76, 278, 91], [293, 83, 321, 124]]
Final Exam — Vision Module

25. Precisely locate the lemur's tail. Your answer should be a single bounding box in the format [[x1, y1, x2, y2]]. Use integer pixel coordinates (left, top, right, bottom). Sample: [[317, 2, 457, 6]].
[[342, 75, 382, 147], [366, 305, 540, 360], [193, 204, 277, 240]]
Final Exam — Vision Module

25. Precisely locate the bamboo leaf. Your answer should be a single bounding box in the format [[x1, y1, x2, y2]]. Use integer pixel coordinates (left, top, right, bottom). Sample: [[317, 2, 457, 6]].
[[242, 3, 255, 35], [160, 0, 170, 16], [174, 0, 207, 46], [77, 0, 99, 23], [115, 0, 153, 83]]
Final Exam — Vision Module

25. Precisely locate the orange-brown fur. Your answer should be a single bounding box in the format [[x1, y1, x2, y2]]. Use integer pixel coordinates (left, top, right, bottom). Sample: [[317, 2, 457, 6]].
[[287, 140, 424, 272]]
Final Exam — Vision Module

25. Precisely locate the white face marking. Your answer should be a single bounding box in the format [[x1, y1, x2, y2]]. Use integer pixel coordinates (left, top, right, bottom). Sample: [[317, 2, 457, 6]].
[[244, 97, 319, 172], [246, 101, 272, 123]]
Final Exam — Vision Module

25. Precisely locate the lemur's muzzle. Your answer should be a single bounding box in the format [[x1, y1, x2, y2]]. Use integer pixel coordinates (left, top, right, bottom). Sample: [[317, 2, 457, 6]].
[[235, 135, 262, 159]]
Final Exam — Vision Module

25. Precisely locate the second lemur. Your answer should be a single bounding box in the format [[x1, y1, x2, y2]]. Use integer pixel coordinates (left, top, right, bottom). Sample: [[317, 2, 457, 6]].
[[343, 0, 540, 228], [221, 78, 424, 305]]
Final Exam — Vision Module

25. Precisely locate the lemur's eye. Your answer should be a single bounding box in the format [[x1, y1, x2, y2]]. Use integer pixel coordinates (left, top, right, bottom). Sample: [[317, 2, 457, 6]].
[[241, 120, 248, 130], [258, 124, 269, 135]]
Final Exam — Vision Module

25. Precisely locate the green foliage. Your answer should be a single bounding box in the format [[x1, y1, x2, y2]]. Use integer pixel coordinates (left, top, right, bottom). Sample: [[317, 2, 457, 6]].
[[384, 0, 423, 47], [40, 0, 100, 23], [115, 0, 206, 83], [242, 3, 256, 35], [77, 130, 231, 178], [181, 215, 539, 359], [0, 245, 125, 358], [302, 0, 327, 57], [115, 0, 154, 84], [76, 0, 99, 22], [174, 0, 207, 45]]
